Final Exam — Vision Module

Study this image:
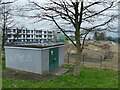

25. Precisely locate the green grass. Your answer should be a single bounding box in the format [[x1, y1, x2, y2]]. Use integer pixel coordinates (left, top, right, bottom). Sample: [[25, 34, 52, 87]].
[[2, 67, 118, 88], [0, 63, 2, 89], [2, 55, 118, 88], [2, 53, 5, 69]]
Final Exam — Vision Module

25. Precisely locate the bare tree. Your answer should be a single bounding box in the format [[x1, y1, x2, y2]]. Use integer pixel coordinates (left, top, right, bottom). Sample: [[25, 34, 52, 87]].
[[1, 0, 18, 49], [25, 0, 118, 75]]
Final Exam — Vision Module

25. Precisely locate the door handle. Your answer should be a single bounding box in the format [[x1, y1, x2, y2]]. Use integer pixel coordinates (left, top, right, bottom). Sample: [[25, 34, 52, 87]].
[[51, 51, 53, 55]]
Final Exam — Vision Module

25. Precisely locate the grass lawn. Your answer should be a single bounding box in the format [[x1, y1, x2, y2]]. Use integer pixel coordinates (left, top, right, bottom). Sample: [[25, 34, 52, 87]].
[[2, 53, 118, 88], [0, 63, 2, 89], [2, 66, 118, 88]]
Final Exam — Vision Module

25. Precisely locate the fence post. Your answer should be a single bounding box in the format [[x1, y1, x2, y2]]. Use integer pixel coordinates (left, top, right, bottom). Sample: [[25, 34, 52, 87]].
[[83, 54, 84, 66], [100, 56, 103, 68], [68, 52, 69, 63]]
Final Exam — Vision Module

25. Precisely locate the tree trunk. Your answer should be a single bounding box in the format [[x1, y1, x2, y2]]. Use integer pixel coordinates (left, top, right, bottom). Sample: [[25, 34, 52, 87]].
[[73, 1, 82, 75], [73, 46, 82, 76], [2, 28, 5, 50], [73, 23, 82, 76]]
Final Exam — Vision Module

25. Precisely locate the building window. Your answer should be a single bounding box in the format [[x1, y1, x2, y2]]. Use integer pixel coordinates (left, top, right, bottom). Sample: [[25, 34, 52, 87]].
[[13, 29, 16, 33], [31, 30, 33, 33], [6, 30, 11, 33], [18, 29, 21, 33], [39, 31, 42, 33], [23, 35, 25, 38], [19, 35, 21, 38], [57, 32, 61, 33], [7, 34, 11, 38], [36, 31, 38, 33], [36, 35, 38, 38], [31, 35, 33, 38], [13, 34, 16, 37], [48, 31, 52, 34], [27, 30, 30, 33], [44, 31, 46, 33], [44, 35, 46, 37], [39, 35, 42, 37], [48, 35, 52, 37], [9, 40, 11, 42], [27, 35, 30, 38], [23, 30, 25, 33]]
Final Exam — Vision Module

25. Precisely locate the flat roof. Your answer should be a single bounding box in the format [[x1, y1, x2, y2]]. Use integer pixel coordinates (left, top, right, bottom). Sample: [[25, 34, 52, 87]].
[[5, 42, 64, 48]]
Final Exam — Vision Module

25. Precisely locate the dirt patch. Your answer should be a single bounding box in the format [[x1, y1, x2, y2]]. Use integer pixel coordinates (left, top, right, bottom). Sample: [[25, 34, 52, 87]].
[[2, 68, 58, 81], [64, 40, 118, 71]]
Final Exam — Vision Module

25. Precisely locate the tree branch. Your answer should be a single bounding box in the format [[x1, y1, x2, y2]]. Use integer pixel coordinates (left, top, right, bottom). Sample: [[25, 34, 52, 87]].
[[51, 16, 76, 47], [83, 2, 114, 20]]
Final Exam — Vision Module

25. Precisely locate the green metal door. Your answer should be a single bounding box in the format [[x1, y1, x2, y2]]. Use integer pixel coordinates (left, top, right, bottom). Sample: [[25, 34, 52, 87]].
[[49, 47, 59, 72]]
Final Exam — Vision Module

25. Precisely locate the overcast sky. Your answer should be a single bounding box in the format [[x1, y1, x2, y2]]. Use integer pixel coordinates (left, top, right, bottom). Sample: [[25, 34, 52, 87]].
[[2, 0, 119, 38]]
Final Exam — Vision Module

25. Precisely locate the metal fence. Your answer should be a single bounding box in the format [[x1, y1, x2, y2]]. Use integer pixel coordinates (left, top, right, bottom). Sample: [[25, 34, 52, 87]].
[[65, 52, 113, 68]]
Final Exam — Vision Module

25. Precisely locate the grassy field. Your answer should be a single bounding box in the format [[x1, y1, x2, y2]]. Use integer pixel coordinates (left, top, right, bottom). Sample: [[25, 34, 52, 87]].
[[2, 67, 118, 88], [0, 63, 2, 89], [2, 44, 118, 88]]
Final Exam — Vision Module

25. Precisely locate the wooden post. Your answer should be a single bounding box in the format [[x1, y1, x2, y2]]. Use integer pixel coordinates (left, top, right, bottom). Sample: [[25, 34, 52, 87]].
[[100, 56, 103, 68], [83, 54, 84, 66], [68, 52, 69, 63]]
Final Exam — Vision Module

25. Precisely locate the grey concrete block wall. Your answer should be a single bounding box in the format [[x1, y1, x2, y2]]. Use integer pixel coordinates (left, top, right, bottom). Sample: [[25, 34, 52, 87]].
[[5, 47, 43, 74], [5, 45, 64, 74], [59, 46, 64, 66], [41, 49, 49, 74]]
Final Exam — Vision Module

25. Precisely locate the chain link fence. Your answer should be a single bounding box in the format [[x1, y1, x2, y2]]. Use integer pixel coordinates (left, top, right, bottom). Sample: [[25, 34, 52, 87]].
[[65, 51, 114, 69]]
